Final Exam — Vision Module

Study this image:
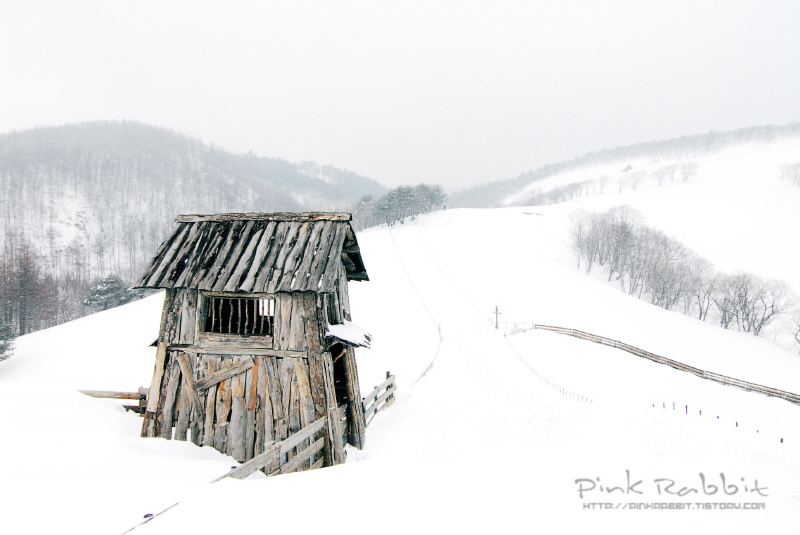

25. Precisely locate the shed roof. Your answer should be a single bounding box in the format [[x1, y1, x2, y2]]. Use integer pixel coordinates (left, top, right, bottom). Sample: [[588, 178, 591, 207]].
[[134, 212, 368, 292]]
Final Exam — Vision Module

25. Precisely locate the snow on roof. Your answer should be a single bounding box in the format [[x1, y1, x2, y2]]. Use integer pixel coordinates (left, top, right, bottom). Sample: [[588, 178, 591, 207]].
[[325, 320, 372, 348]]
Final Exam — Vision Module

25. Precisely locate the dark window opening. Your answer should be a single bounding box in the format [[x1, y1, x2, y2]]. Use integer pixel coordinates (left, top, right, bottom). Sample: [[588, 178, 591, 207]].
[[204, 296, 274, 336], [331, 342, 349, 406]]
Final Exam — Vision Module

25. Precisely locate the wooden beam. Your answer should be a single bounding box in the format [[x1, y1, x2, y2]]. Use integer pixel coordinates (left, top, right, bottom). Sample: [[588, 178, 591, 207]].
[[277, 439, 325, 475], [176, 212, 352, 223], [195, 358, 255, 391], [346, 271, 369, 281], [175, 353, 204, 415], [344, 347, 366, 449], [79, 390, 140, 400], [167, 344, 304, 358]]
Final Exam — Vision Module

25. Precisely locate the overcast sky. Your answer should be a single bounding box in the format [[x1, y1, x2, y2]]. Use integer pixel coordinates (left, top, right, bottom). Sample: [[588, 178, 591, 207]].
[[1, 1, 799, 191]]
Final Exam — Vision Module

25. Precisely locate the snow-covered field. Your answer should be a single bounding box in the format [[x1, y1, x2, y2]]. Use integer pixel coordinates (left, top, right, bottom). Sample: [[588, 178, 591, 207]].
[[2, 141, 800, 533]]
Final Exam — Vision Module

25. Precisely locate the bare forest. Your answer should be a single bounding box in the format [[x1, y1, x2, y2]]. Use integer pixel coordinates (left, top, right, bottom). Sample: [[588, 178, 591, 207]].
[[0, 121, 387, 337], [569, 207, 799, 351]]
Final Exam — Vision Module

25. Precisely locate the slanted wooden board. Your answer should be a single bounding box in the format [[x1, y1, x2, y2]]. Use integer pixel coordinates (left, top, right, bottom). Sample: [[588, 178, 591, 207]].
[[195, 358, 255, 390]]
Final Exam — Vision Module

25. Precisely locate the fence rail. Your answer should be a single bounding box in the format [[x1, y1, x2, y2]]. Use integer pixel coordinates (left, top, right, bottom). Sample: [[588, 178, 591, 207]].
[[363, 372, 397, 426], [529, 324, 800, 406], [80, 388, 149, 415]]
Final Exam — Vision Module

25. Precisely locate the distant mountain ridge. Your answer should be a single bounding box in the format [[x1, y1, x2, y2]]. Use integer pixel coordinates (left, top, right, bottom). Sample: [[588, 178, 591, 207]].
[[449, 122, 800, 208], [0, 120, 387, 285]]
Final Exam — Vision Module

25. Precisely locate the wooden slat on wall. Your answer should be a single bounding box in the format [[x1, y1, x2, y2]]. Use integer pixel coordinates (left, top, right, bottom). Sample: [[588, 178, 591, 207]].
[[202, 357, 219, 447]]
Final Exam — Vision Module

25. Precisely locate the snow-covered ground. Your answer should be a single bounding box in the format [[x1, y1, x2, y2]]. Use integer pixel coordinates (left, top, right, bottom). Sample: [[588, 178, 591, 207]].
[[2, 145, 800, 533]]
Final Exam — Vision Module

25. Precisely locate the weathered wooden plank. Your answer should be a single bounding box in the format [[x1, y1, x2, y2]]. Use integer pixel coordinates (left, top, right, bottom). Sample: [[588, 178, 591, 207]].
[[220, 441, 278, 482], [274, 293, 294, 351], [195, 358, 255, 390], [134, 223, 187, 288], [157, 222, 206, 288], [202, 357, 218, 447], [174, 376, 191, 441], [239, 221, 278, 293], [198, 220, 246, 291], [245, 365, 257, 460], [194, 332, 273, 347], [255, 356, 273, 456], [344, 347, 366, 449], [287, 294, 307, 351], [214, 362, 233, 452], [322, 352, 345, 465], [182, 226, 228, 288], [144, 342, 168, 416], [80, 390, 141, 400], [175, 353, 204, 414], [228, 367, 248, 461], [295, 357, 317, 468], [222, 226, 265, 293], [267, 222, 302, 294], [142, 224, 192, 287], [322, 227, 349, 293], [287, 372, 303, 462], [307, 223, 343, 291], [276, 222, 313, 292], [211, 221, 258, 292], [176, 213, 352, 223], [265, 356, 282, 419], [302, 293, 327, 420], [278, 415, 327, 454], [173, 223, 216, 287], [310, 457, 324, 470], [157, 357, 182, 439], [278, 439, 325, 475], [253, 222, 291, 292], [291, 222, 328, 291]]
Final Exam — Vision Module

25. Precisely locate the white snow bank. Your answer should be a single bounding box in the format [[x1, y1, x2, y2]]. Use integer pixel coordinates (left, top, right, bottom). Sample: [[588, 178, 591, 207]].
[[325, 319, 372, 348]]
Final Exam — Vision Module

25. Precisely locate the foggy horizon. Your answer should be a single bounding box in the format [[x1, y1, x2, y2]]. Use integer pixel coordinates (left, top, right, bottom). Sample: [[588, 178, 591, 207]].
[[2, 1, 799, 191]]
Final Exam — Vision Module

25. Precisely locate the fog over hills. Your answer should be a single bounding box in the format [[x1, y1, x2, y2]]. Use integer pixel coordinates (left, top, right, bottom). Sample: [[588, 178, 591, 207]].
[[449, 123, 800, 208], [0, 120, 386, 283]]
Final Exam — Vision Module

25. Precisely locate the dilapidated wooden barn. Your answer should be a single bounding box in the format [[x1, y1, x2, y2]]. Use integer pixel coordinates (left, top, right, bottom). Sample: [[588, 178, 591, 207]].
[[134, 212, 371, 471]]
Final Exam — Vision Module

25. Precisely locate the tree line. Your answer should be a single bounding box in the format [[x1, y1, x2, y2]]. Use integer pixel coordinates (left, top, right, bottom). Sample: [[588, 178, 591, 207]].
[[351, 183, 446, 231], [569, 206, 799, 350]]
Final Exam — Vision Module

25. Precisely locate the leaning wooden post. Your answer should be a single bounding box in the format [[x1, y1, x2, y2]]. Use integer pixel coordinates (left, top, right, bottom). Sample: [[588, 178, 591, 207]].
[[344, 346, 366, 449], [302, 292, 331, 465]]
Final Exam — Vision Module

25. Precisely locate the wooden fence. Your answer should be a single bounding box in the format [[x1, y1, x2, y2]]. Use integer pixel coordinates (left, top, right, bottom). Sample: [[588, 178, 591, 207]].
[[214, 402, 350, 481], [79, 388, 149, 415], [363, 372, 396, 427], [215, 371, 396, 482], [531, 324, 800, 406]]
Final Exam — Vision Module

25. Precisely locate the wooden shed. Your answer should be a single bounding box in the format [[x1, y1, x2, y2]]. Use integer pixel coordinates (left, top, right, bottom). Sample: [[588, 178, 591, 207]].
[[134, 212, 370, 471]]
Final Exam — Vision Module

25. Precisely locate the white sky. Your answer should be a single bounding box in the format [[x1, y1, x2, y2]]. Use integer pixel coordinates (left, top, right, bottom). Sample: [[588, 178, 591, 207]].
[[1, 1, 799, 191]]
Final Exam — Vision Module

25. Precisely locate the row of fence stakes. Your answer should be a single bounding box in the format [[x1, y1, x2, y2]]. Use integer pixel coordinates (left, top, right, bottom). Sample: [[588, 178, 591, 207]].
[[653, 401, 784, 443]]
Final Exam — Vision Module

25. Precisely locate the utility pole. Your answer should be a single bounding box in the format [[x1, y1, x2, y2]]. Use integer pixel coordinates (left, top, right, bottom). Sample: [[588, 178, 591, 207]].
[[494, 306, 501, 329]]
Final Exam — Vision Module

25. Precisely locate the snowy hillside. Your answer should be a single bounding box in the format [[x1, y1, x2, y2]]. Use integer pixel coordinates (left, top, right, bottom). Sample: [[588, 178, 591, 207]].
[[2, 194, 799, 533], [499, 136, 800, 296]]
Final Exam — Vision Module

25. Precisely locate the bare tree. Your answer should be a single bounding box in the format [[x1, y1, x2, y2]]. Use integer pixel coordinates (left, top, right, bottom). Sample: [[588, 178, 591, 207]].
[[596, 174, 609, 194], [684, 256, 717, 320], [652, 166, 673, 186], [779, 162, 800, 186], [629, 170, 647, 190], [680, 162, 699, 182], [617, 176, 630, 193], [791, 309, 800, 353]]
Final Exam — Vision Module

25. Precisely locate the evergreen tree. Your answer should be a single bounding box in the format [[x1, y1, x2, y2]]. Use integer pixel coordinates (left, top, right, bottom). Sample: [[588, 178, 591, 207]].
[[83, 275, 140, 311], [0, 321, 13, 361]]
